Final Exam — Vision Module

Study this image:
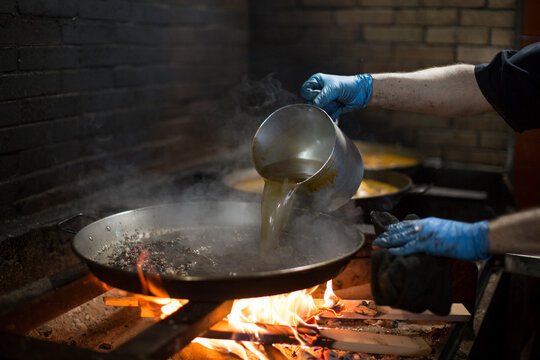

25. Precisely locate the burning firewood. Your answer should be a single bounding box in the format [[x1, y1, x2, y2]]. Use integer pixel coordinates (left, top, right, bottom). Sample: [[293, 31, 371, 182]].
[[314, 300, 470, 322], [102, 294, 187, 318], [263, 344, 289, 360], [202, 320, 432, 357], [102, 296, 139, 307]]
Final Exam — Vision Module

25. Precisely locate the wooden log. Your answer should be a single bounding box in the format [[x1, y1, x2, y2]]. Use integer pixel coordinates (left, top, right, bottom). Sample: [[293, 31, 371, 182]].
[[317, 327, 431, 356], [314, 299, 470, 322], [103, 296, 139, 307], [174, 342, 240, 360], [139, 306, 162, 318], [263, 344, 289, 360], [202, 321, 431, 357], [103, 296, 168, 318]]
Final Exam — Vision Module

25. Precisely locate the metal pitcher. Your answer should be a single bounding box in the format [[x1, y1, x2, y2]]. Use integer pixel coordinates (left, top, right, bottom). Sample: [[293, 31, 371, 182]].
[[252, 104, 364, 211]]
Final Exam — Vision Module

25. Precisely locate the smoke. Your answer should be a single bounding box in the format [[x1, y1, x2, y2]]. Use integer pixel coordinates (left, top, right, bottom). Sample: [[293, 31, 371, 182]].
[[79, 73, 364, 280], [206, 73, 304, 169], [78, 73, 363, 215], [77, 75, 287, 214], [229, 73, 302, 117], [95, 201, 363, 278]]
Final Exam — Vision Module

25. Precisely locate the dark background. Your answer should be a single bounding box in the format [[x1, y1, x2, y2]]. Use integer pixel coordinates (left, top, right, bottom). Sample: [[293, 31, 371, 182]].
[[0, 0, 527, 221]]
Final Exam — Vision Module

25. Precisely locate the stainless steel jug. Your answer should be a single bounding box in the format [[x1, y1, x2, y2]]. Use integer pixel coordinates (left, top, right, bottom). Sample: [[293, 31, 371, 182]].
[[252, 104, 364, 211]]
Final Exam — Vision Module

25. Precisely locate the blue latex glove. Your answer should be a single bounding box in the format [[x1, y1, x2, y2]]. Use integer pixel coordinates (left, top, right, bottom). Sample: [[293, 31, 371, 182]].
[[372, 217, 490, 261], [300, 73, 373, 119]]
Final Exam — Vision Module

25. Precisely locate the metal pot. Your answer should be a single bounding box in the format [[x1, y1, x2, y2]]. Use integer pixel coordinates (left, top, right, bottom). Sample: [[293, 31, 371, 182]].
[[70, 201, 364, 301], [252, 104, 364, 211], [352, 170, 423, 212]]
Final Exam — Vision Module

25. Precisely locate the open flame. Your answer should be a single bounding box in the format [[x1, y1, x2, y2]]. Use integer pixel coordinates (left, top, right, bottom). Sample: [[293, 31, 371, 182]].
[[135, 249, 187, 319], [105, 248, 345, 359], [194, 280, 344, 359]]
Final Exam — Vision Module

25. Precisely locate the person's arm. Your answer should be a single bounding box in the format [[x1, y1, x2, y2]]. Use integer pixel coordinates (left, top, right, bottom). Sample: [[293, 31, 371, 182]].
[[372, 208, 540, 261], [301, 64, 494, 119], [370, 64, 493, 117], [488, 208, 540, 255]]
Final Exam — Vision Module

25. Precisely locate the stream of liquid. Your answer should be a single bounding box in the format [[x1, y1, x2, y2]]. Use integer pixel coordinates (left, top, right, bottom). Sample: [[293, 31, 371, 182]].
[[258, 158, 324, 255]]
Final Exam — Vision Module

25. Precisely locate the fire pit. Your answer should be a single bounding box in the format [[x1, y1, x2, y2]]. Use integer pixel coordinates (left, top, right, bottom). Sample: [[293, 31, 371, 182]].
[[0, 263, 468, 360], [0, 163, 515, 359]]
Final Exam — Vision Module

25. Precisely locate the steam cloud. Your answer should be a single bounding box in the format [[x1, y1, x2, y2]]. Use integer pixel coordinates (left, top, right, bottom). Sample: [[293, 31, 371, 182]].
[[81, 74, 363, 278]]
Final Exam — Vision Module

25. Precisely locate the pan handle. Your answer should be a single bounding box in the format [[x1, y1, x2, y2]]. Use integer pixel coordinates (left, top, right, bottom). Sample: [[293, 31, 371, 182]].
[[405, 183, 432, 196], [57, 213, 97, 234]]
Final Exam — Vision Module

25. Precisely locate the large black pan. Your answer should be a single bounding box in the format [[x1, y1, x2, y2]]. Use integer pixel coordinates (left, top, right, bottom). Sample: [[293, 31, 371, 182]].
[[72, 201, 364, 301]]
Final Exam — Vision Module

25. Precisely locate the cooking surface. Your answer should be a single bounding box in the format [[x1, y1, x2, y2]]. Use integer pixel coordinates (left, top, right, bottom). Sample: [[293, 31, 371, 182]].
[[77, 202, 363, 278], [71, 201, 364, 300], [97, 226, 341, 277]]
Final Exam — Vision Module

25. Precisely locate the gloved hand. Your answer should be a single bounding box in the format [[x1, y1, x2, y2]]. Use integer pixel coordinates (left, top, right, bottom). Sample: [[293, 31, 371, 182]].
[[370, 210, 419, 236], [300, 73, 373, 119], [369, 212, 452, 315], [373, 217, 490, 261]]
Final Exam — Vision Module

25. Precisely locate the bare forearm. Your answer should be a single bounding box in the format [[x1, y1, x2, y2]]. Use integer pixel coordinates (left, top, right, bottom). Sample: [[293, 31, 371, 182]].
[[369, 64, 493, 117], [488, 208, 540, 255]]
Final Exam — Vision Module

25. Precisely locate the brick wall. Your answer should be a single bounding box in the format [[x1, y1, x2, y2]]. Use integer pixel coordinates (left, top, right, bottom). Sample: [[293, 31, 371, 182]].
[[0, 0, 523, 221], [0, 0, 249, 219], [251, 0, 519, 167]]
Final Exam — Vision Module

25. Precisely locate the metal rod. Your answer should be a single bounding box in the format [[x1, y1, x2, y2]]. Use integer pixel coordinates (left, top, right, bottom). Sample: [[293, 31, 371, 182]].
[[114, 300, 233, 360], [0, 263, 90, 317]]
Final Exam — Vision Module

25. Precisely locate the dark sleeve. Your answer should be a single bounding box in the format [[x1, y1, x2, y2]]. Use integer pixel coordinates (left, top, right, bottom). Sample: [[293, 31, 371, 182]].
[[474, 42, 540, 133], [371, 249, 452, 315]]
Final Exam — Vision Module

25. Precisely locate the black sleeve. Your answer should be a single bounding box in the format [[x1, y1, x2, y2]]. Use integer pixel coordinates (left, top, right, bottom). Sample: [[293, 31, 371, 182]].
[[474, 42, 540, 133], [371, 249, 452, 315]]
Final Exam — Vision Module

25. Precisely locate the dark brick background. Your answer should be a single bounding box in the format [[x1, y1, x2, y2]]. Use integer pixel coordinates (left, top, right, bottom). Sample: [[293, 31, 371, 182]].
[[250, 0, 518, 167], [0, 0, 250, 219], [0, 0, 522, 221]]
